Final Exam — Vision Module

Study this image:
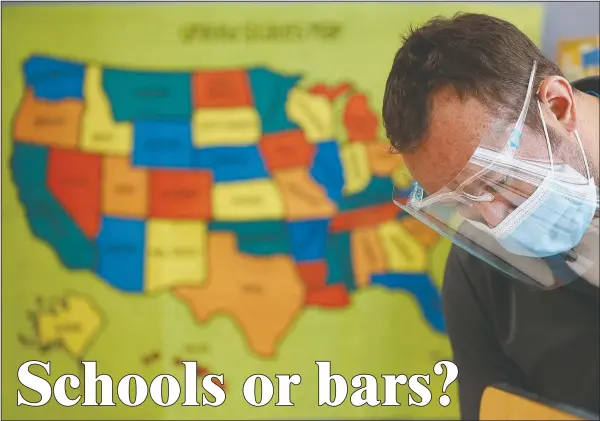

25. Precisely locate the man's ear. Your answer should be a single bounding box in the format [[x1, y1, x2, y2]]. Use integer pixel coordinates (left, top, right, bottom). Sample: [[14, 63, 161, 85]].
[[537, 76, 578, 132]]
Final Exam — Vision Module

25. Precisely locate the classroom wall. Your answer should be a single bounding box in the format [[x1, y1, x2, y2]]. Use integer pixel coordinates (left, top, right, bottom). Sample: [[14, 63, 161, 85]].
[[541, 1, 600, 60]]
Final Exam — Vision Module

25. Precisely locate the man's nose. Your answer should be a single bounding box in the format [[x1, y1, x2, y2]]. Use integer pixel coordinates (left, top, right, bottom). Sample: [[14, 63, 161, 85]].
[[471, 201, 513, 228]]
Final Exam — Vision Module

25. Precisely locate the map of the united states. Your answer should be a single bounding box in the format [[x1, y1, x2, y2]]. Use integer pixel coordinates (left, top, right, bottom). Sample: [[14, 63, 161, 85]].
[[11, 55, 444, 358]]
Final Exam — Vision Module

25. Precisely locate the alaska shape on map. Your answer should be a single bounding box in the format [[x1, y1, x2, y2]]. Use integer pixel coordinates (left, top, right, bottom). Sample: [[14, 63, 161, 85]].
[[20, 294, 102, 359], [173, 233, 306, 357]]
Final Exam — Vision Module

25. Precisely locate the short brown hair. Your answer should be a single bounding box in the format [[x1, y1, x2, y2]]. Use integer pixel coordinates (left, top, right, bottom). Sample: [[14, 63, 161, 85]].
[[382, 13, 564, 153]]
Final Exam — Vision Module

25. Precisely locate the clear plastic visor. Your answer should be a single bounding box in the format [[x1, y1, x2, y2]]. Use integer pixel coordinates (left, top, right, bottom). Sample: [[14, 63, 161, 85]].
[[393, 122, 598, 290]]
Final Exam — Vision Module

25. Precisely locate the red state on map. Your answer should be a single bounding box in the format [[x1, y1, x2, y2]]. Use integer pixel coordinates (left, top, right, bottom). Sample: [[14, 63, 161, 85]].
[[308, 83, 352, 102], [297, 260, 350, 308], [259, 130, 315, 171], [344, 93, 379, 142], [47, 148, 102, 238], [330, 202, 401, 232], [192, 70, 253, 108], [306, 285, 350, 308], [149, 169, 212, 219]]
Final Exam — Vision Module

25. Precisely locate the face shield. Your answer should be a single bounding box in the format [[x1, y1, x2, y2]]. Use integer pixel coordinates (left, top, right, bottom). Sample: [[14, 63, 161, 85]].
[[394, 61, 599, 290]]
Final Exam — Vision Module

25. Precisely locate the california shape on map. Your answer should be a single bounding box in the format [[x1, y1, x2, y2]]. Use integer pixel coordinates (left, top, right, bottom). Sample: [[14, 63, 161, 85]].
[[11, 55, 445, 357]]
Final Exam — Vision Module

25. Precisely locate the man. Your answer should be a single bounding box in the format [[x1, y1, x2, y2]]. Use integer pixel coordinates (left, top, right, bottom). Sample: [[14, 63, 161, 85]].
[[382, 13, 599, 420]]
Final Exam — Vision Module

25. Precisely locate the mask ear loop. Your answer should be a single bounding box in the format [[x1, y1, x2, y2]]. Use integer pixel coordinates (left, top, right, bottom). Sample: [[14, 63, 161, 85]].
[[536, 99, 555, 177], [573, 130, 593, 181]]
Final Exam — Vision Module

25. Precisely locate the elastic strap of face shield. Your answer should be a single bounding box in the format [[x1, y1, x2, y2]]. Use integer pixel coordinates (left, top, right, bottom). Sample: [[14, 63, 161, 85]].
[[504, 60, 538, 155]]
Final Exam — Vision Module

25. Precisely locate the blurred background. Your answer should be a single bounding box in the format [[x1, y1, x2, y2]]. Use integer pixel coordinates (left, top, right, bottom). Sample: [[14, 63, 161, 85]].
[[1, 2, 598, 420]]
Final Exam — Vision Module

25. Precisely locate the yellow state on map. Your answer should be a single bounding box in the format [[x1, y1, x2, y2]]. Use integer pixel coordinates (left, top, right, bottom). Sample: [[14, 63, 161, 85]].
[[34, 295, 102, 358], [145, 219, 208, 292], [340, 142, 371, 195], [192, 107, 261, 146], [377, 220, 427, 272], [212, 180, 285, 221], [80, 65, 133, 155], [392, 162, 414, 189], [286, 88, 333, 143]]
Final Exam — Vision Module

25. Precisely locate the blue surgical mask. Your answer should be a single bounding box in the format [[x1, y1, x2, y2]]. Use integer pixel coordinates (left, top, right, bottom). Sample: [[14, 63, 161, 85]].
[[471, 103, 598, 258]]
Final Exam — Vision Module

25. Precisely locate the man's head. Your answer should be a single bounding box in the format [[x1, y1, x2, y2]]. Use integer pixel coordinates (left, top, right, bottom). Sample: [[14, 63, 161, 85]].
[[383, 13, 598, 228]]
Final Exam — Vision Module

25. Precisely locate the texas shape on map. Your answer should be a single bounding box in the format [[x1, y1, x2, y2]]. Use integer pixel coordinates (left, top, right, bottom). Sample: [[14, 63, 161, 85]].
[[11, 55, 445, 357]]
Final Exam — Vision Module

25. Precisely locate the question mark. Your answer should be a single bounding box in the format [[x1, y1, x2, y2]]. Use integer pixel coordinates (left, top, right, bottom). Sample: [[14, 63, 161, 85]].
[[434, 360, 458, 407]]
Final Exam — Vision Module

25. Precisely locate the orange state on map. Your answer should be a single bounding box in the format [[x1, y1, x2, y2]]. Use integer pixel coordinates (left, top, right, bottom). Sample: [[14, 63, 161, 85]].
[[101, 156, 149, 218], [13, 89, 83, 148], [173, 233, 306, 357], [351, 227, 387, 288], [343, 93, 379, 142], [366, 141, 403, 176], [400, 216, 440, 248], [273, 168, 337, 220]]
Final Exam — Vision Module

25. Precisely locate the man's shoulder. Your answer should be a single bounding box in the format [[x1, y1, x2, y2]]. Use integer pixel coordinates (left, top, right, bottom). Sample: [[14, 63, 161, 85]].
[[442, 244, 522, 313], [572, 76, 599, 97]]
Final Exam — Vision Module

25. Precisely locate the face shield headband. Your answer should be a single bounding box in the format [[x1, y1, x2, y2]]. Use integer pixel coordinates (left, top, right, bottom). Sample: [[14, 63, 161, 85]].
[[393, 61, 599, 289]]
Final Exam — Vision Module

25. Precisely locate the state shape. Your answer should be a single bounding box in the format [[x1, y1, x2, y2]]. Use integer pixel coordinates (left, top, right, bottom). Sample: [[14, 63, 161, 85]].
[[212, 179, 285, 221], [330, 89, 354, 144], [366, 141, 403, 176], [24, 55, 85, 101], [400, 216, 440, 248], [102, 155, 149, 218], [192, 107, 261, 146], [377, 220, 427, 272], [350, 227, 387, 288], [146, 219, 208, 292], [80, 65, 133, 156], [340, 142, 371, 195], [173, 232, 306, 357], [344, 93, 379, 142], [392, 163, 414, 190], [33, 294, 102, 358], [286, 88, 333, 143], [273, 168, 336, 220], [13, 89, 83, 149]]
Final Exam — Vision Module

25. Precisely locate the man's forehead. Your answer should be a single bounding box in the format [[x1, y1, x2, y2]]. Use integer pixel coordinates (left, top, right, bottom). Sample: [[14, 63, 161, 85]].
[[403, 88, 495, 193]]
